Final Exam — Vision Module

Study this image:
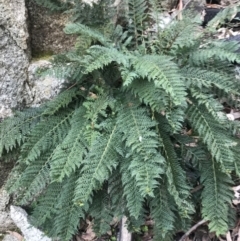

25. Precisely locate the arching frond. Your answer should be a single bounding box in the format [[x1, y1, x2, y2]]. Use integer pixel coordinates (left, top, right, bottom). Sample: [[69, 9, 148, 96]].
[[64, 23, 111, 47], [187, 101, 236, 171], [89, 186, 113, 235], [20, 110, 73, 164], [132, 55, 186, 106], [120, 157, 144, 219], [0, 108, 43, 155], [49, 173, 85, 240], [200, 159, 233, 235], [150, 179, 176, 241], [74, 121, 120, 206], [158, 124, 194, 218], [50, 107, 87, 181], [117, 105, 165, 197], [43, 88, 81, 115]]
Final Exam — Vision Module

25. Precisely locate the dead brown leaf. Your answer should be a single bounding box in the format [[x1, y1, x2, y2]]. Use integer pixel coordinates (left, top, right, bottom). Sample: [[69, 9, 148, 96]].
[[80, 220, 96, 241]]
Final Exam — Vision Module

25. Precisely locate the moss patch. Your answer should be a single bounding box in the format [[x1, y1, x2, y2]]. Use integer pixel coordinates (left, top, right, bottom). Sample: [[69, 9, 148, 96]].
[[31, 50, 54, 60]]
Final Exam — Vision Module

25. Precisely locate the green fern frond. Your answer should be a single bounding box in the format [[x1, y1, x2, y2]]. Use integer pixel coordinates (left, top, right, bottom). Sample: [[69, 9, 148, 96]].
[[200, 158, 233, 235], [19, 163, 51, 205], [174, 134, 207, 167], [8, 156, 49, 200], [189, 47, 240, 67], [127, 0, 148, 47], [120, 158, 144, 219], [120, 66, 139, 87], [165, 106, 186, 133], [108, 168, 125, 217], [74, 121, 120, 206], [84, 46, 130, 74], [49, 173, 84, 240], [0, 108, 43, 156], [20, 110, 74, 164], [83, 95, 114, 126], [74, 35, 92, 54], [128, 79, 168, 112], [64, 23, 111, 47], [40, 54, 88, 83], [43, 88, 81, 115], [148, 0, 166, 29], [50, 107, 87, 181], [150, 179, 176, 241], [155, 15, 201, 55], [182, 67, 239, 95], [33, 0, 68, 11], [132, 55, 186, 105], [189, 88, 227, 123], [89, 186, 113, 235], [31, 182, 62, 227], [128, 80, 186, 133], [232, 145, 240, 177], [227, 205, 237, 230], [166, 19, 201, 51], [187, 101, 236, 171], [117, 105, 165, 197], [157, 120, 194, 217], [69, 0, 116, 27]]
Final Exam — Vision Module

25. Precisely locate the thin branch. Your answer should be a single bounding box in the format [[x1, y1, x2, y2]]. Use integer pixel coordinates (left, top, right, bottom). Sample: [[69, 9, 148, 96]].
[[66, 82, 77, 90], [190, 184, 203, 193], [183, 0, 193, 11], [179, 219, 207, 241]]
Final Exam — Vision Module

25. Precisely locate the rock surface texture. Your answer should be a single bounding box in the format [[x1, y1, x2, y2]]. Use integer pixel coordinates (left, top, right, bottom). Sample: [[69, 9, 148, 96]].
[[10, 206, 52, 241], [27, 0, 76, 56], [28, 60, 64, 106], [2, 235, 19, 241], [0, 189, 16, 232], [0, 0, 73, 120], [0, 0, 30, 119]]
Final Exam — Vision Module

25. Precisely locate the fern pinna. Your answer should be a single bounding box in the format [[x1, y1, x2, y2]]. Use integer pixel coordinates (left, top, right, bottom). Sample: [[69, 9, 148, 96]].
[[1, 1, 240, 240]]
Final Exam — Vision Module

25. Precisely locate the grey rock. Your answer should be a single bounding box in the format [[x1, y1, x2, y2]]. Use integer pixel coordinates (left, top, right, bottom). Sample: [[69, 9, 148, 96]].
[[27, 0, 76, 56], [0, 0, 30, 118], [183, 0, 205, 12], [0, 189, 10, 211], [27, 60, 64, 107], [2, 234, 19, 241], [0, 212, 16, 232], [0, 189, 16, 232], [10, 206, 52, 241]]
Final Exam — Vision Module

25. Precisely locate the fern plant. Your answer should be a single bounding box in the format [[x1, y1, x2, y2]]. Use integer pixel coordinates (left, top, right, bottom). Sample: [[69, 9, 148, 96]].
[[1, 1, 240, 240]]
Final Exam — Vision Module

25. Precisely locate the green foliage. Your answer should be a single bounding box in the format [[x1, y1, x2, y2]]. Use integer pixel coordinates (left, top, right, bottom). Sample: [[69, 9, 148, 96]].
[[200, 159, 233, 236], [150, 179, 176, 241], [1, 1, 240, 240]]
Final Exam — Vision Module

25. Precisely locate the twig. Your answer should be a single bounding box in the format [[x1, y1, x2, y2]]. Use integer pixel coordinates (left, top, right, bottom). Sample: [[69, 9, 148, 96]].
[[66, 82, 77, 90], [179, 219, 207, 241], [177, 0, 183, 20], [190, 184, 203, 193], [183, 0, 193, 11]]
